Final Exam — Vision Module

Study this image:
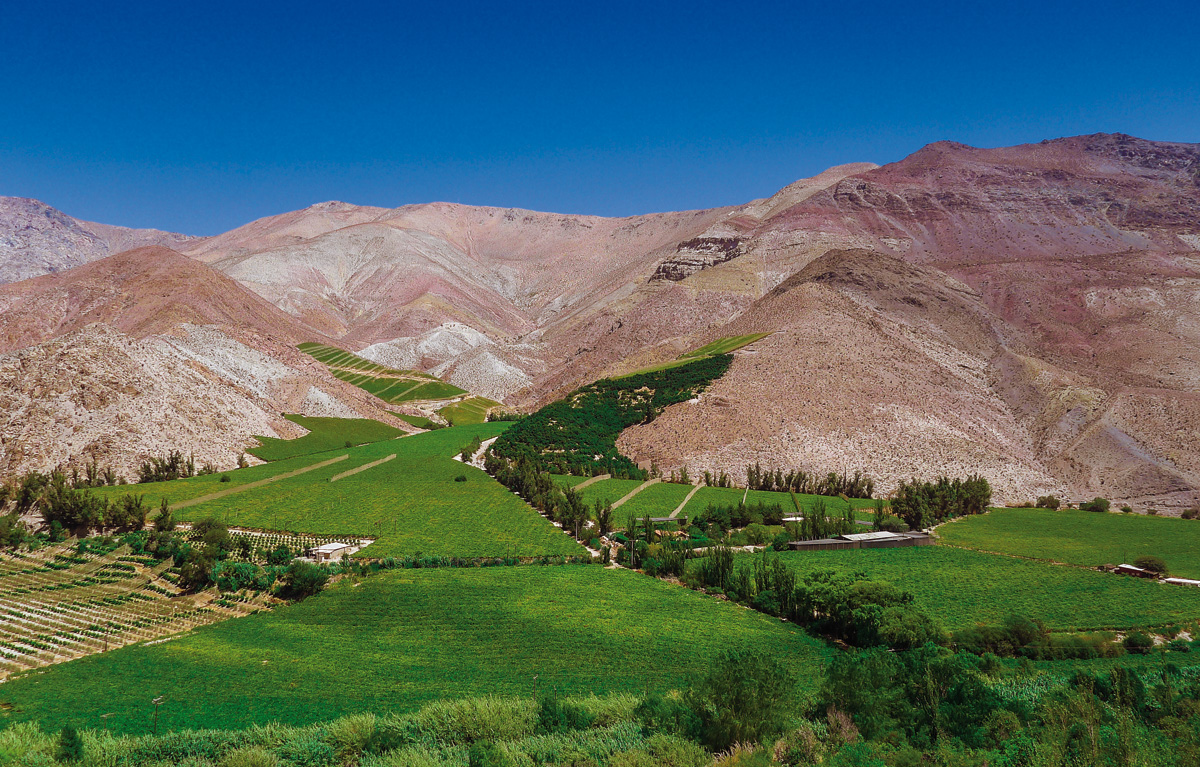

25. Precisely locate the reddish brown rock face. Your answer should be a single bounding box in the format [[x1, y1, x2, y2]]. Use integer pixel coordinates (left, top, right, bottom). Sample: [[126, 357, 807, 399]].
[[1, 134, 1198, 507]]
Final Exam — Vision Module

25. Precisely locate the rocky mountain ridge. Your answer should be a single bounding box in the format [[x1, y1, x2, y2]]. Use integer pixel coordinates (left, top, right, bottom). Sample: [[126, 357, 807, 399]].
[[1, 133, 1197, 507]]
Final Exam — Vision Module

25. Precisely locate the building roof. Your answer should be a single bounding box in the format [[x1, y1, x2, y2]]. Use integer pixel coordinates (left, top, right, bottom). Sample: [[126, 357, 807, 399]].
[[1116, 563, 1148, 572], [314, 542, 352, 554], [1165, 577, 1200, 586], [841, 531, 906, 542]]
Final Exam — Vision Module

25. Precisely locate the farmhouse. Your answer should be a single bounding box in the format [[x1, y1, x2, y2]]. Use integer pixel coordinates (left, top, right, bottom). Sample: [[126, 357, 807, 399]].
[[1113, 563, 1156, 578], [787, 530, 933, 552], [312, 542, 353, 563]]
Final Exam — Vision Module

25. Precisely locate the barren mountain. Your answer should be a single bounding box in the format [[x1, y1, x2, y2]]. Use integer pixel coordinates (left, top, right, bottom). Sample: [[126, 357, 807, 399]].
[[1, 133, 1197, 507], [0, 248, 410, 478], [0, 197, 195, 284]]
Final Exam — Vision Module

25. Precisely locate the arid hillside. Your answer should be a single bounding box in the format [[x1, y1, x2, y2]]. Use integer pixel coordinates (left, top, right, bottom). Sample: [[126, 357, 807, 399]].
[[0, 248, 409, 477], [0, 197, 195, 284], [0, 134, 1197, 506]]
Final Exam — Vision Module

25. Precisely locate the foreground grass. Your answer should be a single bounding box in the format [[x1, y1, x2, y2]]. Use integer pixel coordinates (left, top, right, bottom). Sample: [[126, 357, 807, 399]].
[[0, 566, 830, 734], [248, 415, 403, 461], [939, 508, 1200, 579], [729, 546, 1200, 631], [94, 425, 582, 559]]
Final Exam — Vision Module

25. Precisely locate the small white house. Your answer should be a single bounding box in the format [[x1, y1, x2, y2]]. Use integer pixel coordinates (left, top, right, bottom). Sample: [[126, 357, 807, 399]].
[[312, 542, 352, 563]]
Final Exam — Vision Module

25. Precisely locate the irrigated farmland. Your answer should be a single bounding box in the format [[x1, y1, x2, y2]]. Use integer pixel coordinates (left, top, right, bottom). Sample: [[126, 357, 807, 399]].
[[298, 342, 468, 404], [248, 415, 403, 461], [724, 547, 1200, 631], [96, 426, 582, 559], [939, 508, 1200, 579], [0, 565, 831, 734]]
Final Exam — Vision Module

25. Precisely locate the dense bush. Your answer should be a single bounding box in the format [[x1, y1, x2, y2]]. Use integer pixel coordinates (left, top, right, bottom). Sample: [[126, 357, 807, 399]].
[[953, 614, 1122, 659], [891, 475, 992, 529], [37, 474, 147, 534], [1080, 497, 1111, 513], [137, 450, 197, 483], [1035, 495, 1060, 509]]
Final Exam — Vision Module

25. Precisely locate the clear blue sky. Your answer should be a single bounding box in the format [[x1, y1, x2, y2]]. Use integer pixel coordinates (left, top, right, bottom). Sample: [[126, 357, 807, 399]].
[[2, 0, 1197, 235]]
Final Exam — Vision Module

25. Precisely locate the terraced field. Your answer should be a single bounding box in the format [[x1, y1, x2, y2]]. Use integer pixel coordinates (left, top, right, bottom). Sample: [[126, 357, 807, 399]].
[[298, 343, 468, 404], [939, 508, 1200, 579], [0, 565, 830, 734], [438, 395, 501, 426], [96, 426, 583, 559], [249, 415, 403, 461], [724, 547, 1200, 631], [0, 544, 268, 680]]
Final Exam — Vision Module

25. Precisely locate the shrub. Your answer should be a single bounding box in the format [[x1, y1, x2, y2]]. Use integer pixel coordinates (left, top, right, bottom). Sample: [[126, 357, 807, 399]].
[[1123, 632, 1154, 654], [222, 746, 279, 767], [56, 726, 83, 763], [220, 474, 231, 483], [328, 713, 377, 761], [536, 692, 594, 734], [279, 560, 329, 599], [1148, 508, 1159, 516], [1035, 495, 1060, 509], [686, 648, 795, 750], [743, 523, 770, 545], [1133, 555, 1168, 576], [455, 475, 468, 483], [1080, 497, 1110, 513], [1168, 638, 1191, 653], [1182, 507, 1200, 520]]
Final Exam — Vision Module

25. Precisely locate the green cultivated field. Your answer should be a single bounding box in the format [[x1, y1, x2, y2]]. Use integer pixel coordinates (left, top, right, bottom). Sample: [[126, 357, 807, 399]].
[[248, 415, 403, 461], [679, 333, 772, 358], [298, 342, 468, 404], [439, 395, 501, 426], [730, 547, 1200, 631], [940, 508, 1200, 579], [0, 566, 830, 734], [551, 474, 591, 488], [576, 478, 646, 511], [94, 425, 581, 559], [611, 482, 694, 525]]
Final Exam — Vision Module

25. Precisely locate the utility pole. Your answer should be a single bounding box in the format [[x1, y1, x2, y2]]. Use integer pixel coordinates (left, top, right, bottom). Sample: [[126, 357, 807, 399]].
[[151, 696, 164, 735]]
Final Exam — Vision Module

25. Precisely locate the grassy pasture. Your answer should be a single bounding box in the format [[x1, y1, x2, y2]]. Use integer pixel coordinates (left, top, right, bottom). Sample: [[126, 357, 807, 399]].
[[0, 566, 831, 734], [729, 547, 1200, 632], [939, 508, 1200, 579], [439, 395, 501, 426], [96, 426, 582, 559], [247, 415, 403, 461]]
